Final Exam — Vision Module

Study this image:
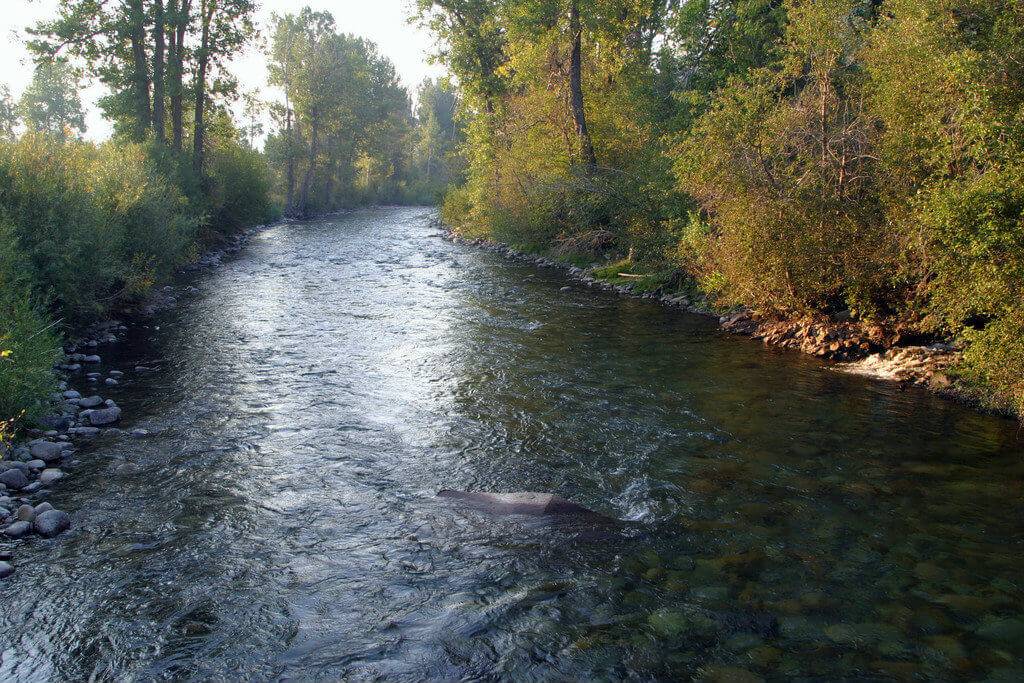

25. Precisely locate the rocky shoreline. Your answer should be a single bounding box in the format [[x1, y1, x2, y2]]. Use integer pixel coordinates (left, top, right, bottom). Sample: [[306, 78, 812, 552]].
[[0, 222, 277, 579], [443, 230, 999, 417]]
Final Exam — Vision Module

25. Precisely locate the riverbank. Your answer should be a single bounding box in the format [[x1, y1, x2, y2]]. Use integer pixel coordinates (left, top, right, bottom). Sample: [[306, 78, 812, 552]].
[[443, 227, 1015, 421], [0, 219, 281, 579]]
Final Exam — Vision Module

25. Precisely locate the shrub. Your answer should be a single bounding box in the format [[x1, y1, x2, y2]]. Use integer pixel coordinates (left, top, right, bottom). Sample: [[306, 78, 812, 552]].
[[91, 142, 199, 295], [0, 133, 121, 321], [0, 225, 60, 430], [206, 138, 276, 236], [958, 312, 1024, 416]]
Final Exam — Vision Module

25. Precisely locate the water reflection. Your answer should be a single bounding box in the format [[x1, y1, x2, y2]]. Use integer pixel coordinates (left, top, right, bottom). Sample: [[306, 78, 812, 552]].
[[0, 207, 1020, 680]]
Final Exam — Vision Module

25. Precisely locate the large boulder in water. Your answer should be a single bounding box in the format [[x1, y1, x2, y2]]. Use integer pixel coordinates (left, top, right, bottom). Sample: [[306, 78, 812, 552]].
[[81, 406, 121, 426], [30, 441, 66, 463], [437, 490, 604, 517], [34, 510, 70, 538]]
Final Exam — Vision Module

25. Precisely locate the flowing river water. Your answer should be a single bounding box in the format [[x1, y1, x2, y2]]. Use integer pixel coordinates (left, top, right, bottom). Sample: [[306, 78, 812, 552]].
[[1, 207, 1022, 681]]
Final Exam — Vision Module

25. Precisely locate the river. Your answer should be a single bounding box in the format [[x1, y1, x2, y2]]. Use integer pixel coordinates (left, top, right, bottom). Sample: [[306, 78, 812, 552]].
[[1, 207, 1021, 681]]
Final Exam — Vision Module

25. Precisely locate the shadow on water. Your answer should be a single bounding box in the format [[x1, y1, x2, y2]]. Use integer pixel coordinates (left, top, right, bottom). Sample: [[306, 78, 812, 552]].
[[0, 207, 1021, 681]]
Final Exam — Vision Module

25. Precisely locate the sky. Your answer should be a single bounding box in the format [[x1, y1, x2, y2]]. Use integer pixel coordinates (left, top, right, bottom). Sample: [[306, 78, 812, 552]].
[[0, 0, 445, 140]]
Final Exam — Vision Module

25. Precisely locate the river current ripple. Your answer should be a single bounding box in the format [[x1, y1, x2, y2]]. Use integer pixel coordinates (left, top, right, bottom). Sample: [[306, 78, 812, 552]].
[[1, 207, 1021, 681]]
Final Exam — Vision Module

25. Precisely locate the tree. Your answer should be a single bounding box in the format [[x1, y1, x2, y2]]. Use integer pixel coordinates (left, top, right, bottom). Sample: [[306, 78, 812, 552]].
[[18, 61, 86, 138], [0, 85, 17, 139], [30, 0, 255, 168], [267, 10, 418, 214], [412, 78, 463, 196], [414, 0, 509, 113], [192, 0, 257, 172]]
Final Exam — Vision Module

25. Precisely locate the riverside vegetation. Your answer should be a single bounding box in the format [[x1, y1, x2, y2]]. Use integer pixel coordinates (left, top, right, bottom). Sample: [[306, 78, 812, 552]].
[[422, 0, 1024, 417], [0, 3, 462, 445]]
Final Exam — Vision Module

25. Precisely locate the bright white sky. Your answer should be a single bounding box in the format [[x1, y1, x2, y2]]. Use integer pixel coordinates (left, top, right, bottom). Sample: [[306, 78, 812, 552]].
[[0, 0, 445, 140]]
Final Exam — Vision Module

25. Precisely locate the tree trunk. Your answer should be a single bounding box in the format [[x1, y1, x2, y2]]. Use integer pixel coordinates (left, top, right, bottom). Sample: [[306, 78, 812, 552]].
[[170, 0, 191, 152], [192, 0, 215, 173], [153, 0, 166, 144], [285, 107, 295, 213], [298, 117, 320, 217], [568, 0, 596, 168], [322, 153, 337, 209], [128, 0, 152, 141]]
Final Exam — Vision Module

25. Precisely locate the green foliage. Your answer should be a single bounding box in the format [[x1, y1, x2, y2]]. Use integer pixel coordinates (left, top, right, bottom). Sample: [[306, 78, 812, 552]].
[[17, 60, 86, 138], [0, 226, 60, 428], [0, 84, 17, 139], [408, 78, 465, 202], [266, 9, 432, 214], [958, 311, 1024, 416], [91, 141, 198, 291], [0, 133, 122, 320], [206, 133, 276, 235], [676, 0, 892, 316], [863, 0, 1024, 408], [0, 125, 274, 427], [432, 0, 1024, 414]]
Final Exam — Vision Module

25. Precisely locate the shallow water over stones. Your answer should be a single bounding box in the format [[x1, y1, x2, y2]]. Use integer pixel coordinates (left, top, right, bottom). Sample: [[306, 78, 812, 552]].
[[0, 207, 1022, 680]]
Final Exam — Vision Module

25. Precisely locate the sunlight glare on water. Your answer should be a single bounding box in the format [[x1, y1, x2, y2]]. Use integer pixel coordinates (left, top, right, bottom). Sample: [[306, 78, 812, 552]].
[[0, 207, 1021, 681]]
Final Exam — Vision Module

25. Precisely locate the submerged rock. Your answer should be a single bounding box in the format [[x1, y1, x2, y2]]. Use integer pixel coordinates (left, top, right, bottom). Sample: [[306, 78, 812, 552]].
[[824, 622, 903, 648], [437, 490, 605, 517], [0, 561, 12, 578], [976, 616, 1024, 643], [648, 608, 718, 638], [77, 395, 104, 408], [695, 666, 764, 683]]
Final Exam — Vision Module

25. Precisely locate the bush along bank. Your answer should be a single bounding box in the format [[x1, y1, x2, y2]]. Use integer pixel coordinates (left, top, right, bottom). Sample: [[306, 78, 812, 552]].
[[427, 0, 1024, 420], [0, 131, 277, 578], [443, 226, 1001, 419]]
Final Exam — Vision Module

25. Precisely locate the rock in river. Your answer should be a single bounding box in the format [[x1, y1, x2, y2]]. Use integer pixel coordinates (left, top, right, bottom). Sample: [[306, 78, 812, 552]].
[[77, 395, 104, 409], [975, 616, 1024, 644], [15, 504, 35, 522], [30, 440, 66, 463], [4, 521, 32, 538], [437, 490, 605, 517], [0, 561, 12, 578], [34, 510, 70, 538], [81, 406, 122, 426], [0, 469, 30, 490], [40, 469, 63, 485]]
